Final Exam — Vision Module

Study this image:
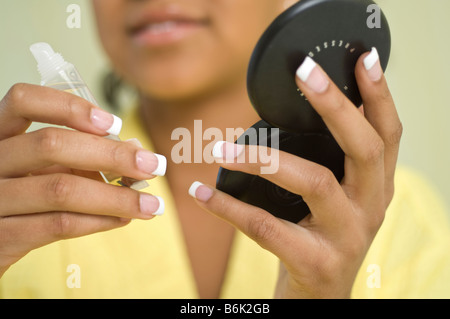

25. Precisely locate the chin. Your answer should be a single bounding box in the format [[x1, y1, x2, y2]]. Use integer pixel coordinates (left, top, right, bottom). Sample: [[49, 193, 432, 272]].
[[135, 77, 215, 103], [130, 66, 243, 104]]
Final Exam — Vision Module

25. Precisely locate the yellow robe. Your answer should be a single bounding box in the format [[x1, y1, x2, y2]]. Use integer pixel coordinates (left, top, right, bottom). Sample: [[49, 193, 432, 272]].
[[1, 109, 449, 298]]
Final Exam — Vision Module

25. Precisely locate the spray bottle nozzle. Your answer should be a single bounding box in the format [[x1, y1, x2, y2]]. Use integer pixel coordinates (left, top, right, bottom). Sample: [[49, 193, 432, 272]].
[[30, 42, 56, 61]]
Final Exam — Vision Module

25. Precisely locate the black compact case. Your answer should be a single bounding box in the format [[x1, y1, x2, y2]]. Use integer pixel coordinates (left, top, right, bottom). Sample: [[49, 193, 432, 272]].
[[216, 0, 391, 223]]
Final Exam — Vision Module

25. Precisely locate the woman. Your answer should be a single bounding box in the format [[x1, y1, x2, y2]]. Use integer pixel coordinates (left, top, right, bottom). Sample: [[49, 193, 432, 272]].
[[0, 0, 448, 298]]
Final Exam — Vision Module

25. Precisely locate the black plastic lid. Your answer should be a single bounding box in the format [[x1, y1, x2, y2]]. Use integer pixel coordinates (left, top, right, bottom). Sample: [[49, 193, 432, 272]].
[[247, 0, 391, 133]]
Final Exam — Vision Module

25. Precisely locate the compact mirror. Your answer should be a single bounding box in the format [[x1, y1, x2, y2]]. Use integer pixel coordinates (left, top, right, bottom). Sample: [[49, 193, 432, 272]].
[[216, 0, 391, 223]]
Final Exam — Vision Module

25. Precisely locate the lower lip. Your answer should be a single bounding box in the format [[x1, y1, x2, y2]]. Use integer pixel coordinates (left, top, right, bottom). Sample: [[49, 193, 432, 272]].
[[130, 22, 206, 47]]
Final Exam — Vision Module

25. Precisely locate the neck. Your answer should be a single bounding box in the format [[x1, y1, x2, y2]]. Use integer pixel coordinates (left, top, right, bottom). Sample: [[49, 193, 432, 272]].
[[139, 79, 260, 188], [139, 81, 259, 299]]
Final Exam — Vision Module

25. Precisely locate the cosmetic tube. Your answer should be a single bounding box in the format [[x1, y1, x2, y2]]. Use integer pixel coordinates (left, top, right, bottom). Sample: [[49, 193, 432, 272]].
[[30, 42, 148, 190]]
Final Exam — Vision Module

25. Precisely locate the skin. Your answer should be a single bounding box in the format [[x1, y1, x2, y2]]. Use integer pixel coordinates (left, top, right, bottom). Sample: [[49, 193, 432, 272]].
[[0, 0, 401, 299]]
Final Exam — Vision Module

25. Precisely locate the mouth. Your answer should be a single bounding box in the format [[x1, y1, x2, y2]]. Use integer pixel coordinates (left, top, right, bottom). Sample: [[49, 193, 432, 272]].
[[127, 9, 209, 47]]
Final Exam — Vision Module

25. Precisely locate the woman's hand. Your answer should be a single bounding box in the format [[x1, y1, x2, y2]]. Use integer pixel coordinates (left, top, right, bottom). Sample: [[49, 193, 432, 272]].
[[189, 48, 402, 298], [0, 83, 165, 278]]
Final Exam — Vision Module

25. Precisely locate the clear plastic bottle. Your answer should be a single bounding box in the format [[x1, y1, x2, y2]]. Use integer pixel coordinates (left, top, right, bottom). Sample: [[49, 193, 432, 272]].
[[30, 42, 148, 190]]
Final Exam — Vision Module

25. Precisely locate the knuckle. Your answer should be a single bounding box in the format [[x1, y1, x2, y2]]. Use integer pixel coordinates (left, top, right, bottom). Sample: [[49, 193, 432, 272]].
[[385, 121, 403, 148], [4, 83, 29, 107], [107, 142, 130, 168], [246, 213, 279, 245], [36, 127, 64, 157], [308, 168, 337, 198], [314, 255, 340, 283], [64, 95, 84, 118], [339, 244, 366, 269], [45, 174, 73, 207], [50, 212, 76, 240], [361, 136, 385, 166], [300, 237, 339, 283]]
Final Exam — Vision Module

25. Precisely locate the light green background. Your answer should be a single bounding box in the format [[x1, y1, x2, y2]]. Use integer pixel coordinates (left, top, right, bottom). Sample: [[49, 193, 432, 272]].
[[0, 0, 449, 209]]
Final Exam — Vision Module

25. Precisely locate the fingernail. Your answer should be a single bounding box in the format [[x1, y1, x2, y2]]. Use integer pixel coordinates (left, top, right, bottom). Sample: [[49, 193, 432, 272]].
[[139, 194, 164, 217], [188, 181, 214, 202], [90, 108, 123, 136], [136, 150, 167, 176], [212, 141, 244, 160], [364, 47, 382, 82], [296, 57, 329, 93]]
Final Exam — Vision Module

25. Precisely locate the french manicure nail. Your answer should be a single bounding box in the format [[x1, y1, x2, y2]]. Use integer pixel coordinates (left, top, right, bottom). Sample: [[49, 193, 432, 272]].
[[152, 196, 165, 216], [364, 47, 382, 82], [139, 194, 164, 217], [296, 57, 329, 93], [188, 181, 214, 202], [90, 108, 123, 136], [136, 150, 167, 176], [212, 141, 244, 160]]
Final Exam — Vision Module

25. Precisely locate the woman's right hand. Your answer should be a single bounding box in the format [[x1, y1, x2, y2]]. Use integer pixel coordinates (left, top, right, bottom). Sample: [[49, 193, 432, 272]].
[[0, 83, 165, 278]]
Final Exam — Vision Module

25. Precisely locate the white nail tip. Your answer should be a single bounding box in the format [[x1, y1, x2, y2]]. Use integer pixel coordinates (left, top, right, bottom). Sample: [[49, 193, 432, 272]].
[[212, 141, 226, 158], [107, 114, 123, 136], [153, 196, 165, 216], [188, 181, 203, 199], [364, 47, 379, 71], [153, 154, 167, 176], [296, 56, 317, 82]]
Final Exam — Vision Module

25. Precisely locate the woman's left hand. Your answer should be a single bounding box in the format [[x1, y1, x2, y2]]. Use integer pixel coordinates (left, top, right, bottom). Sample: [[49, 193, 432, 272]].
[[189, 48, 402, 298]]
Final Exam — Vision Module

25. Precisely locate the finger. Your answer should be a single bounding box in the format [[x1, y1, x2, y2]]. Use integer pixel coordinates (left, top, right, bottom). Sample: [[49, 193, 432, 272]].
[[0, 127, 166, 179], [188, 181, 308, 262], [0, 212, 129, 272], [29, 164, 74, 176], [355, 48, 403, 203], [0, 174, 164, 219], [30, 165, 105, 183], [295, 57, 385, 204], [0, 83, 122, 140], [213, 142, 351, 226]]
